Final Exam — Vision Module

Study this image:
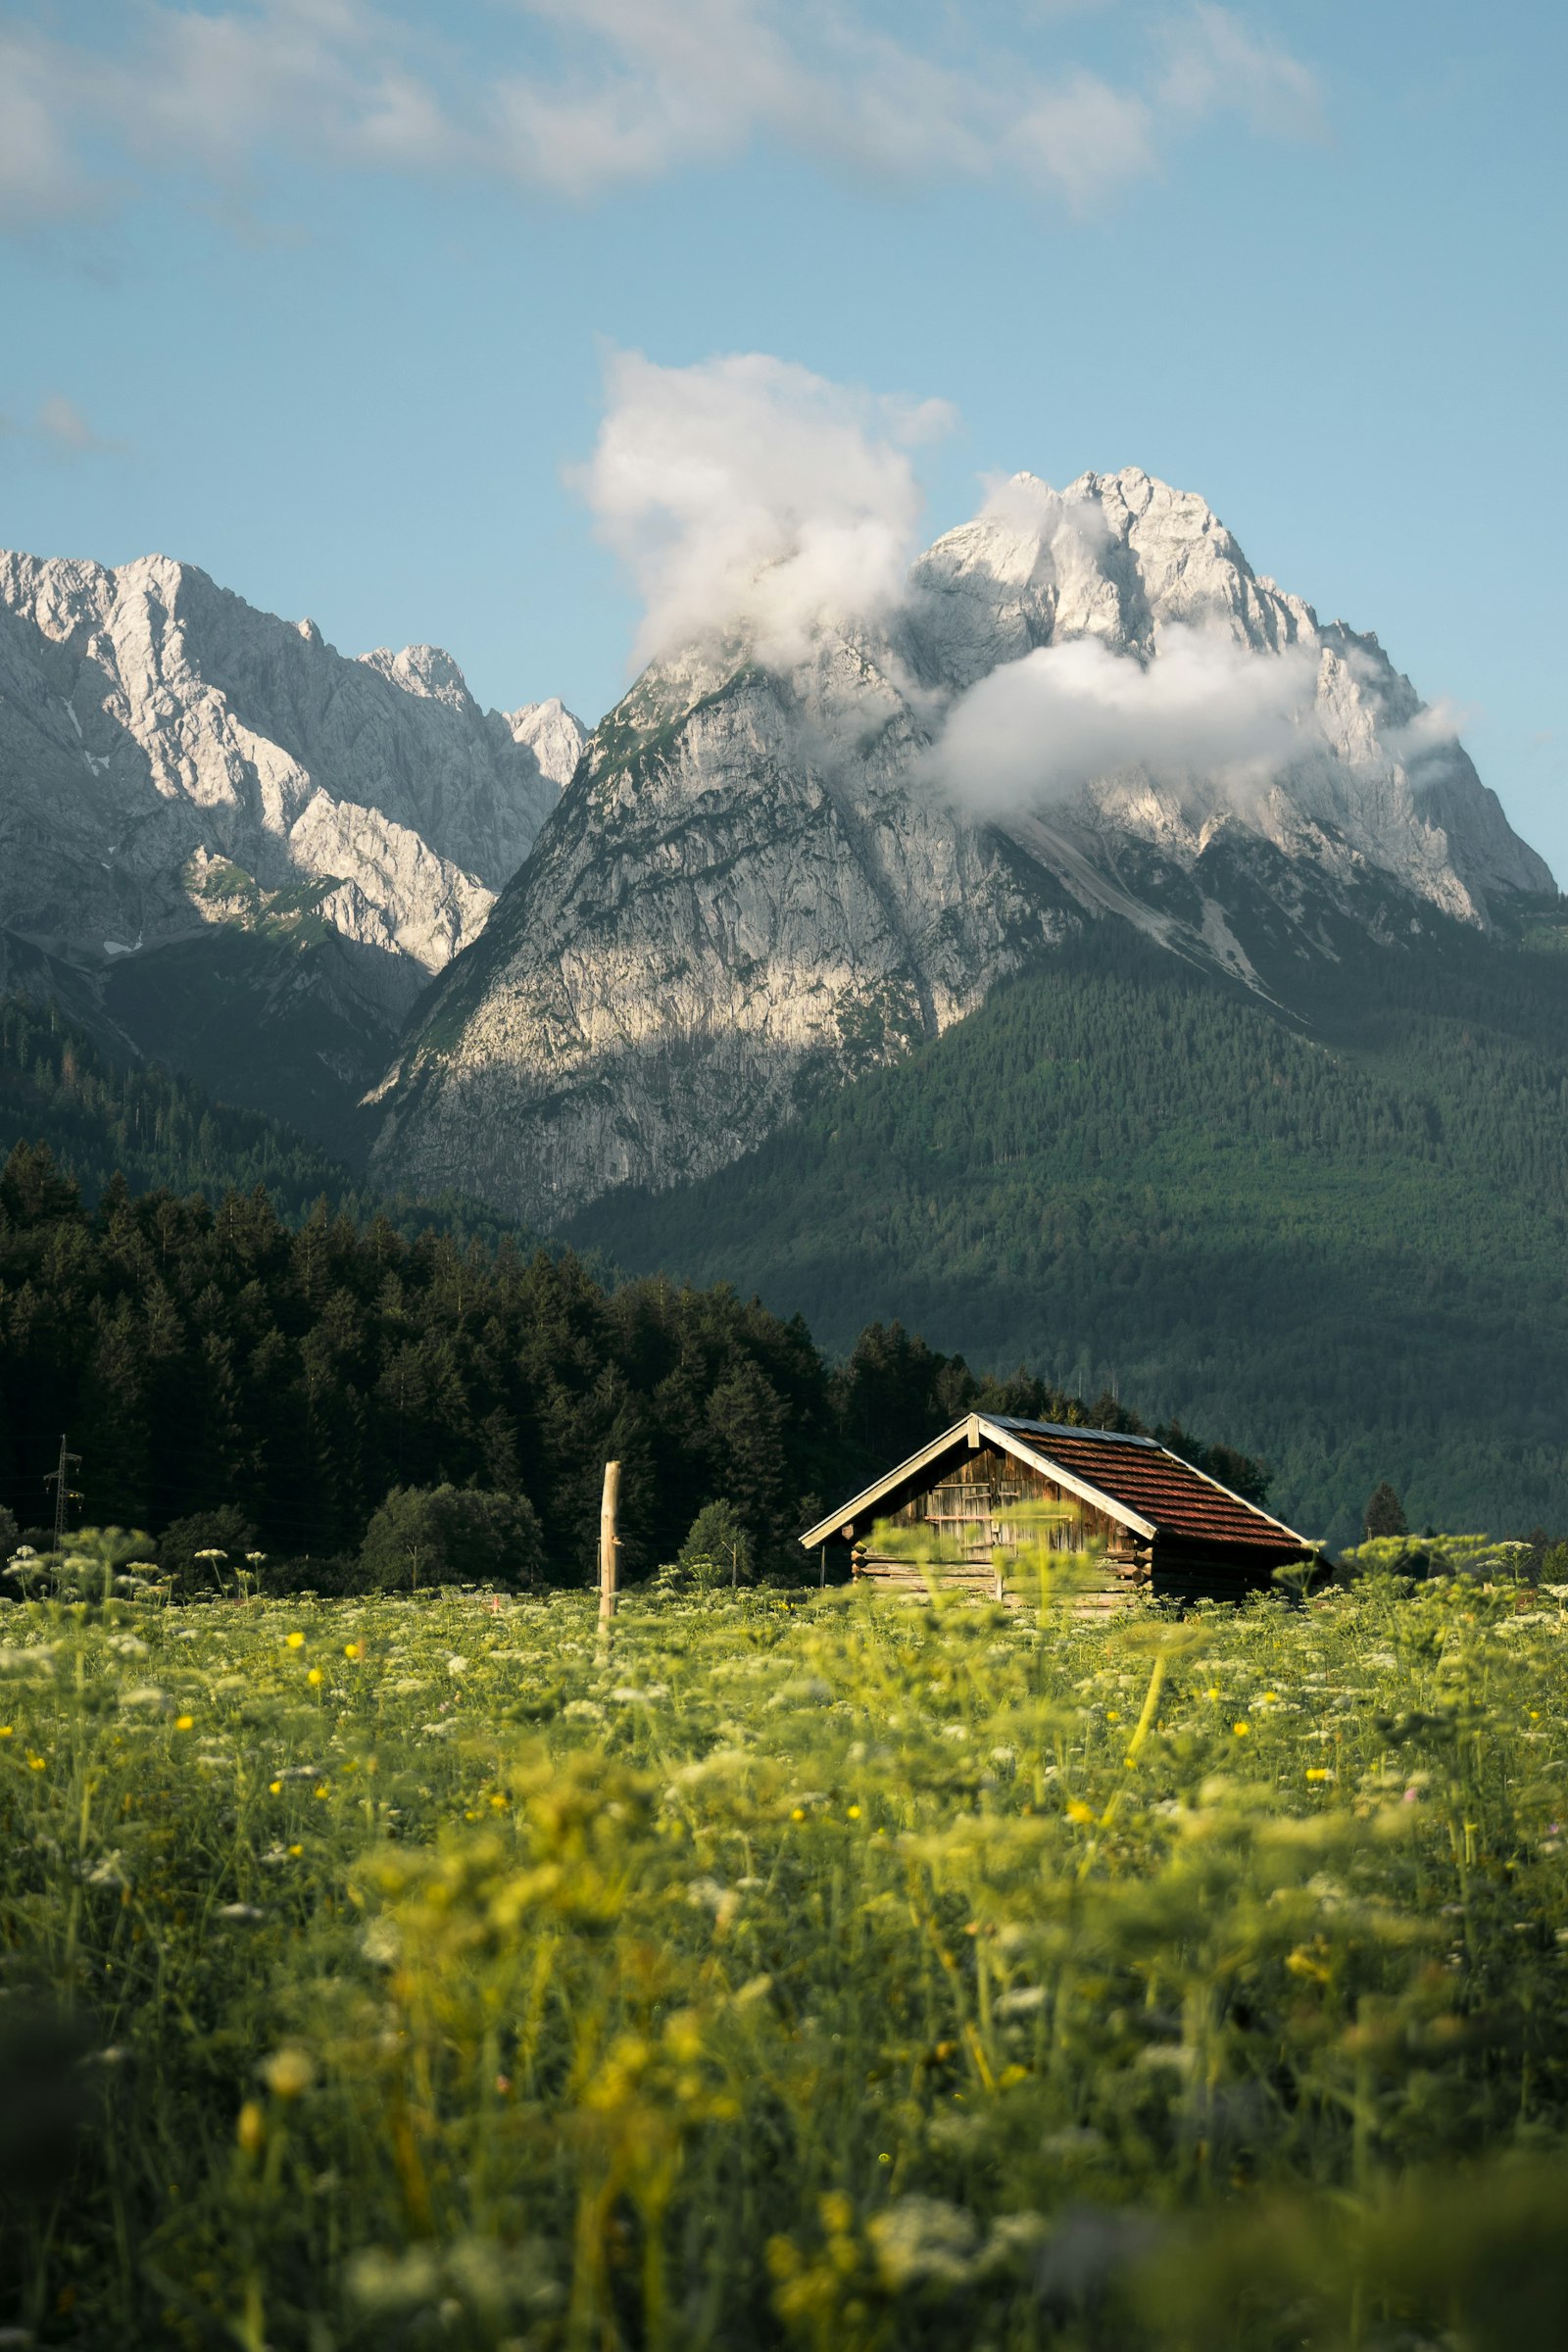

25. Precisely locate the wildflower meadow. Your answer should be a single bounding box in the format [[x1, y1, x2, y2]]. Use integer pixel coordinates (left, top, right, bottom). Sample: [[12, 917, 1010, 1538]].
[[3, 1544, 1568, 2349]]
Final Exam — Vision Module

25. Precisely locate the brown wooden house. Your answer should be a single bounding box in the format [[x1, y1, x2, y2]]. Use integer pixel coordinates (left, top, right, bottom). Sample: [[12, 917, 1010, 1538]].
[[800, 1413, 1316, 1605]]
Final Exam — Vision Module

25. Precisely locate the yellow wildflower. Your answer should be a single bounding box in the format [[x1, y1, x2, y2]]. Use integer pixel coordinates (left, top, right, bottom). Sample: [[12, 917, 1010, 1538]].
[[1065, 1797, 1096, 1825], [173, 1715, 194, 1732], [1233, 1721, 1250, 1738], [847, 1804, 861, 1819], [307, 1668, 323, 1688], [269, 1780, 282, 1795], [236, 2100, 266, 2154], [285, 1632, 305, 1650], [261, 2046, 314, 2100], [344, 1642, 363, 1660]]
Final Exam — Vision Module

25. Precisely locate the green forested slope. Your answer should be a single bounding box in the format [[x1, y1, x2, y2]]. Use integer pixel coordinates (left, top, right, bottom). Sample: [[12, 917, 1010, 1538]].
[[2, 1141, 1246, 1578], [568, 917, 1568, 1545], [1, 993, 1270, 1574], [0, 994, 360, 1215], [0, 993, 531, 1249]]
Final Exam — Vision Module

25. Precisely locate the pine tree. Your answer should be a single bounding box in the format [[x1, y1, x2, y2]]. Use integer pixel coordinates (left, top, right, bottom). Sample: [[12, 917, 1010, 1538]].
[[1364, 1483, 1408, 1540]]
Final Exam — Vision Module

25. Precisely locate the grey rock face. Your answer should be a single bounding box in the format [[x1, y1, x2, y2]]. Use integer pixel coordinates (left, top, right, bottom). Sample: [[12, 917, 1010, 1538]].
[[372, 466, 1553, 1229], [0, 550, 582, 1012], [370, 627, 1074, 1218], [910, 469, 1553, 918], [502, 698, 589, 792]]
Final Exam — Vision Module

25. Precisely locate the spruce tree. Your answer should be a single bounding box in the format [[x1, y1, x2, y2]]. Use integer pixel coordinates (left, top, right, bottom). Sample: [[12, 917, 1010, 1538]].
[[1364, 1483, 1407, 1540]]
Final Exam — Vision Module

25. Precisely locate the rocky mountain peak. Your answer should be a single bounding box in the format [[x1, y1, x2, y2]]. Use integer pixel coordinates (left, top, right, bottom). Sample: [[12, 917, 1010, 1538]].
[[369, 466, 1554, 1228], [358, 642, 473, 709], [0, 546, 579, 1138], [504, 697, 589, 789]]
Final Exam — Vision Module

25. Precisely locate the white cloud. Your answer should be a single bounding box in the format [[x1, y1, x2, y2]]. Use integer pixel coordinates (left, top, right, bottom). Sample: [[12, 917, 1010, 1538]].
[[0, 34, 93, 229], [574, 351, 1329, 804], [1002, 71, 1156, 211], [36, 393, 123, 457], [928, 623, 1322, 812], [0, 2, 1322, 228], [1159, 3, 1325, 139], [574, 349, 955, 668]]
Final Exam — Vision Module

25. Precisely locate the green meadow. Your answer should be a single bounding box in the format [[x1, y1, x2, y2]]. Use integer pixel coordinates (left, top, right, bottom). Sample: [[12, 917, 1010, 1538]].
[[3, 1552, 1568, 2349]]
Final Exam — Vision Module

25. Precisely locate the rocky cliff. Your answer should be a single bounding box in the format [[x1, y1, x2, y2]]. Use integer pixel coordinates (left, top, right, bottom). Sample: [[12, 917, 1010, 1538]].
[[0, 550, 584, 1011], [370, 467, 1553, 1225], [0, 549, 584, 1140]]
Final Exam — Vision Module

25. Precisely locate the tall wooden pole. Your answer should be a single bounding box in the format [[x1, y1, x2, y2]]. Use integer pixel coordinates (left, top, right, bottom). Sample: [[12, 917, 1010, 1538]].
[[599, 1460, 621, 1628]]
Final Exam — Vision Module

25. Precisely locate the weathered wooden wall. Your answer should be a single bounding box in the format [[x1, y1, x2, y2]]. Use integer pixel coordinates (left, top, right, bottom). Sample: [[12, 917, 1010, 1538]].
[[851, 1441, 1151, 1607]]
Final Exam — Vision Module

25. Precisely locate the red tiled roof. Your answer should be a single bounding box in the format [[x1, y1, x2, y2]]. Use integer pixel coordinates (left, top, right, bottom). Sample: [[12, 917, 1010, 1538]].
[[997, 1421, 1304, 1550]]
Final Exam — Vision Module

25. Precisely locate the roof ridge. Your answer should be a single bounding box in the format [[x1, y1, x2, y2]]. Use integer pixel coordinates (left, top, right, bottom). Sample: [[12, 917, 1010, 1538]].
[[985, 1415, 1160, 1448]]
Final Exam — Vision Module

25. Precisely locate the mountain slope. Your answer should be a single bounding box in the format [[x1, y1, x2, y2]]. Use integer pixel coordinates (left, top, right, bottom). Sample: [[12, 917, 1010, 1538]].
[[369, 634, 1076, 1217], [371, 467, 1551, 1224], [566, 906, 1568, 1545], [0, 989, 564, 1270], [0, 548, 584, 1144], [0, 989, 362, 1216]]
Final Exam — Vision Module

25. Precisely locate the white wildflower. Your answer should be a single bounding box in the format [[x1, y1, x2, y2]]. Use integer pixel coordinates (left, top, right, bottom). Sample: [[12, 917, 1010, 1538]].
[[361, 1918, 401, 1969], [868, 2196, 979, 2289], [685, 1877, 732, 1914]]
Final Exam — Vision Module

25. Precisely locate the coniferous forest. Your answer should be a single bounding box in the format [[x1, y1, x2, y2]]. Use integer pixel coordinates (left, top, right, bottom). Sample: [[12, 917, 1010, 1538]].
[[571, 916, 1568, 1546], [0, 1130, 1247, 1587], [7, 901, 1568, 1562]]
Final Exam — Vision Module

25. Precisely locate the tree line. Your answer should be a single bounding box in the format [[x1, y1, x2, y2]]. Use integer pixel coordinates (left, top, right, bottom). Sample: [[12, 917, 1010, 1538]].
[[0, 1141, 1263, 1591], [571, 919, 1568, 1546]]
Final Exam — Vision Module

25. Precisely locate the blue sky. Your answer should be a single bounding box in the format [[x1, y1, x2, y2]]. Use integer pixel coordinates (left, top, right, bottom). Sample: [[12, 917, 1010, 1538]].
[[2, 0, 1564, 874]]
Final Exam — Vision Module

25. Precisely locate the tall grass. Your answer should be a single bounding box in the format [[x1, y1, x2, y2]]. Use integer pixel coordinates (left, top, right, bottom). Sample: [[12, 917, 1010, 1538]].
[[2, 1561, 1567, 2347]]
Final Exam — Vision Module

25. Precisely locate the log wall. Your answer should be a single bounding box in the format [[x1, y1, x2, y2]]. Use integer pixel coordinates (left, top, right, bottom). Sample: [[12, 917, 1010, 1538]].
[[851, 1441, 1152, 1608]]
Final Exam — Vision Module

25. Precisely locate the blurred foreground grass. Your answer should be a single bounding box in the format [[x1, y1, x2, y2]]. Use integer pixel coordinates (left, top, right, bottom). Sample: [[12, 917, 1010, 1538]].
[[2, 1561, 1567, 2348]]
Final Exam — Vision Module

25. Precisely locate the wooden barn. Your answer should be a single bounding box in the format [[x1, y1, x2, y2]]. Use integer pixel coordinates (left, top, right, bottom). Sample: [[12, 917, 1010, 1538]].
[[800, 1413, 1316, 1605]]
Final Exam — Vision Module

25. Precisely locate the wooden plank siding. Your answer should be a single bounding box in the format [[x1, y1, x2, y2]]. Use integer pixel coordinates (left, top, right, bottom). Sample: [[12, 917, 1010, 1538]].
[[810, 1414, 1317, 1610], [850, 1441, 1152, 1608]]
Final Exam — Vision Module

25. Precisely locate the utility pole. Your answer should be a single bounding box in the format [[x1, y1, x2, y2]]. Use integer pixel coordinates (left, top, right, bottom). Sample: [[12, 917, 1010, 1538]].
[[44, 1435, 81, 1554]]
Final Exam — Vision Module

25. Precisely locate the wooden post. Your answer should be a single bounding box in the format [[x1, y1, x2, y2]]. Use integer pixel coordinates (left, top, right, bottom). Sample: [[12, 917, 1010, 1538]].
[[599, 1460, 621, 1627]]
